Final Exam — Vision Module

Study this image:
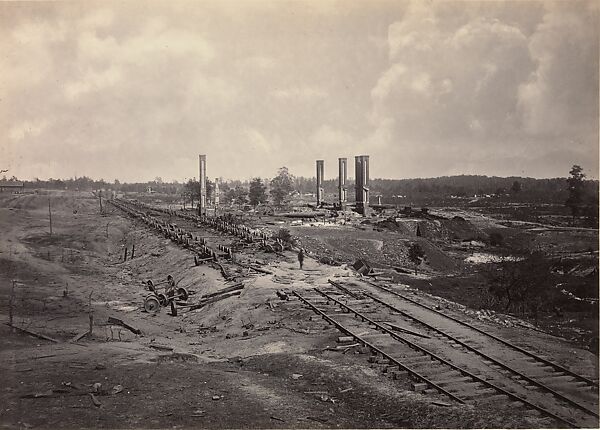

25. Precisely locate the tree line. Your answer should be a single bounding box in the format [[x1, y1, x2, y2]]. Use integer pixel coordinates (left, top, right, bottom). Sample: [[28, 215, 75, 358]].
[[4, 165, 597, 217]]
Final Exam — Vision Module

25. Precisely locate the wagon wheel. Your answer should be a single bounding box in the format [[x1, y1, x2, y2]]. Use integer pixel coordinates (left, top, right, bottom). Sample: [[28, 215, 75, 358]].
[[144, 295, 161, 313], [156, 293, 169, 306], [177, 287, 189, 301]]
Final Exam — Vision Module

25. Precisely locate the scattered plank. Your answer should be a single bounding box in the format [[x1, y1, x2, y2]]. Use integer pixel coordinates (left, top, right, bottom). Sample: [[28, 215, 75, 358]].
[[6, 323, 59, 343], [237, 263, 272, 275], [89, 393, 102, 407], [202, 283, 244, 300], [185, 290, 243, 311], [216, 263, 233, 280], [107, 317, 142, 335], [21, 389, 54, 399], [69, 330, 89, 343], [366, 272, 386, 277], [148, 344, 174, 351]]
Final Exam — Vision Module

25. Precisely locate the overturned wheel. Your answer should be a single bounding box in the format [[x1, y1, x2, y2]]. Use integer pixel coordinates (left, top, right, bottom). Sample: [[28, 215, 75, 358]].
[[156, 293, 168, 306], [144, 295, 161, 313], [177, 287, 189, 301]]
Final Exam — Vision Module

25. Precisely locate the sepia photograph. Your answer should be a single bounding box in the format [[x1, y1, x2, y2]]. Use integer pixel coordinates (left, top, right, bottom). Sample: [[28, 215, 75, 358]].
[[0, 0, 598, 428]]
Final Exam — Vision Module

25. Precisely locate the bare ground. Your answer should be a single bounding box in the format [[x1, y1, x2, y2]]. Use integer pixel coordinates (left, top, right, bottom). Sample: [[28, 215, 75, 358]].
[[0, 191, 597, 429]]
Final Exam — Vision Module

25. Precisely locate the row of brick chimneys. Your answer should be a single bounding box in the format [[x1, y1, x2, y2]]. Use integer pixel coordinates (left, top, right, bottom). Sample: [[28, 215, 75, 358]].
[[198, 154, 370, 216], [316, 156, 370, 215]]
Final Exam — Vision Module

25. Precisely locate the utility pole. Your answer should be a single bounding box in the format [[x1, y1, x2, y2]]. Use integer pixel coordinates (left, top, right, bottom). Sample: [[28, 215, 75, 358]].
[[99, 190, 103, 214], [48, 198, 53, 235]]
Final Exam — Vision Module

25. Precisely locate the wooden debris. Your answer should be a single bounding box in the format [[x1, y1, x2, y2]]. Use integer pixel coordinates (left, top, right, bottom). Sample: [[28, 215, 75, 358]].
[[6, 323, 59, 343], [148, 344, 174, 351], [366, 271, 386, 277], [202, 283, 244, 299], [21, 389, 54, 399], [89, 393, 102, 407], [69, 330, 89, 343], [237, 263, 272, 275], [185, 288, 243, 311], [107, 317, 142, 335], [411, 382, 428, 392], [216, 263, 233, 280], [276, 290, 289, 300]]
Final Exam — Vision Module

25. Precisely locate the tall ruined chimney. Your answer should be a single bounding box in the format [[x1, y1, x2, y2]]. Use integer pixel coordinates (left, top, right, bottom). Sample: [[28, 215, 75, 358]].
[[354, 155, 370, 216], [338, 157, 347, 210], [198, 155, 207, 216], [214, 177, 220, 207], [316, 160, 325, 206]]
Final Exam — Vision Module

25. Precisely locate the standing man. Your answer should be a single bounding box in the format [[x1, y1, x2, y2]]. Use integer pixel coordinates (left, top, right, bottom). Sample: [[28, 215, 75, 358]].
[[298, 248, 305, 270]]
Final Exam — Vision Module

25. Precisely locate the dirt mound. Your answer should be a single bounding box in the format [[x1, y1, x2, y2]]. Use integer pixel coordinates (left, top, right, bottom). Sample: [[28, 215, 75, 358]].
[[441, 216, 487, 241], [375, 218, 413, 235], [416, 238, 461, 272]]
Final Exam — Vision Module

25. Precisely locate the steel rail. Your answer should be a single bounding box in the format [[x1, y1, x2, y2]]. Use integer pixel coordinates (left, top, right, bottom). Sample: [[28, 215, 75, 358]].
[[360, 289, 599, 418], [291, 291, 466, 404], [314, 288, 579, 428], [364, 279, 599, 387]]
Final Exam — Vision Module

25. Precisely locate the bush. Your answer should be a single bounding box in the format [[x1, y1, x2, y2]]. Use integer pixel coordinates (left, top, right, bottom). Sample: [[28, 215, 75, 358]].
[[276, 228, 293, 244], [489, 232, 504, 246]]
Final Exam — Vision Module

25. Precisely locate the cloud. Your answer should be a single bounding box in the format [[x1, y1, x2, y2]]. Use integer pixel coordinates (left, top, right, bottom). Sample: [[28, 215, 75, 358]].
[[309, 125, 353, 151], [368, 0, 598, 177], [271, 86, 327, 102], [237, 55, 277, 71], [9, 119, 49, 141], [65, 66, 122, 100], [518, 2, 599, 139]]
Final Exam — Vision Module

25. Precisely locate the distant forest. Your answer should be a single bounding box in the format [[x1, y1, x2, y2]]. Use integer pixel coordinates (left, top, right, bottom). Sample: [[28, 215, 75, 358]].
[[3, 173, 598, 206]]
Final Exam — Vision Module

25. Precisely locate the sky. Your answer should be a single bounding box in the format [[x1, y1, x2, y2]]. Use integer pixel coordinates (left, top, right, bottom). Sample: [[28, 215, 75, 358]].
[[0, 0, 598, 182]]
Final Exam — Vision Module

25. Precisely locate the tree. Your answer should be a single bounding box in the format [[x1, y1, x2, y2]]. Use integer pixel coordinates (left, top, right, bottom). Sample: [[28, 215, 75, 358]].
[[489, 232, 504, 246], [275, 228, 293, 245], [233, 185, 248, 206], [510, 180, 522, 193], [486, 252, 552, 321], [407, 242, 425, 275], [183, 179, 201, 208], [249, 178, 268, 207], [270, 167, 294, 207], [565, 165, 586, 221]]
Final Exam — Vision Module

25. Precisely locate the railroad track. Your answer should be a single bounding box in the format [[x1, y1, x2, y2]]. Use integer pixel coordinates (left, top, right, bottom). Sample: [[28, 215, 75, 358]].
[[110, 199, 276, 276], [293, 282, 599, 428], [361, 279, 599, 388], [120, 199, 275, 254]]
